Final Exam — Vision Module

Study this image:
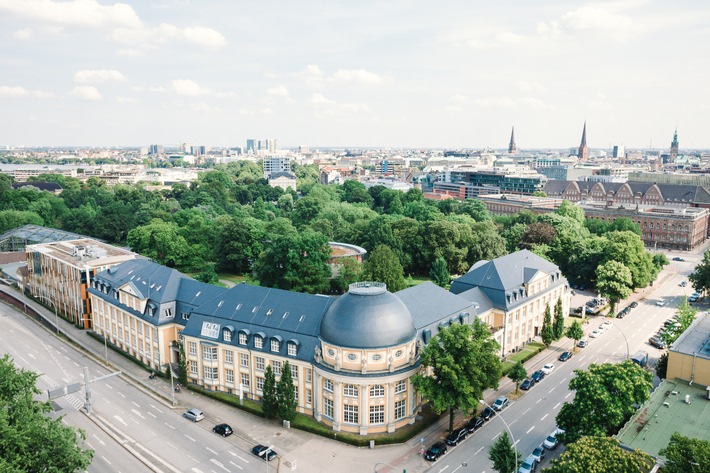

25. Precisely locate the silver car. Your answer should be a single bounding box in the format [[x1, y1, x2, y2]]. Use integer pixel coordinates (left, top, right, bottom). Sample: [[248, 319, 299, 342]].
[[183, 408, 204, 422]]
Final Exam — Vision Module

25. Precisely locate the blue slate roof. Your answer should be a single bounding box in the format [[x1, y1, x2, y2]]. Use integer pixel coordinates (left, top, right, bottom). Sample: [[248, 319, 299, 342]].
[[181, 284, 335, 364], [450, 250, 565, 311], [396, 282, 474, 329]]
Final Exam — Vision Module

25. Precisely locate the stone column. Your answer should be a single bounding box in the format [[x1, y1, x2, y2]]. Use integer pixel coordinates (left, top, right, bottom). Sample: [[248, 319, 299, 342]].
[[313, 370, 321, 421], [333, 381, 342, 431], [359, 384, 368, 435], [387, 382, 396, 433]]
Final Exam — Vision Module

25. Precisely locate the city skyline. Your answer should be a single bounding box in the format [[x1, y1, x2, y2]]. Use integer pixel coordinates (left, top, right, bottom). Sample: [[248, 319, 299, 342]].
[[1, 0, 708, 149]]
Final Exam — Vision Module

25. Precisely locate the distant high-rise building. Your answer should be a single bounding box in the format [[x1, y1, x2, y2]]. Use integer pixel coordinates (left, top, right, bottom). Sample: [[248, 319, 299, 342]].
[[670, 128, 679, 163], [612, 144, 625, 159], [508, 126, 517, 154], [246, 139, 256, 154], [148, 144, 163, 156], [577, 122, 588, 162], [263, 156, 291, 179]]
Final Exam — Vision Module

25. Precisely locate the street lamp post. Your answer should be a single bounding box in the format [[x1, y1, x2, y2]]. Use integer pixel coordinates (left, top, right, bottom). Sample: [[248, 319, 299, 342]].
[[480, 399, 517, 471]]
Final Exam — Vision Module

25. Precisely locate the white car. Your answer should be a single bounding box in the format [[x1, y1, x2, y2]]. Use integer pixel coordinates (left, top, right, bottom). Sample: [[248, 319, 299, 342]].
[[656, 300, 665, 306], [589, 330, 601, 338], [541, 363, 555, 375], [598, 324, 607, 332], [601, 320, 612, 329], [543, 428, 565, 450]]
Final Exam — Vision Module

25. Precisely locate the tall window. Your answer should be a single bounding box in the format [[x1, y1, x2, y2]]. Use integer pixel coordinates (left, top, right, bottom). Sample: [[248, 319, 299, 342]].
[[343, 384, 358, 397], [225, 350, 233, 364], [306, 368, 312, 383], [370, 385, 385, 397], [240, 353, 249, 368], [324, 378, 333, 392], [369, 405, 385, 424], [271, 339, 280, 352], [188, 341, 197, 356], [288, 343, 297, 356], [343, 405, 358, 424], [255, 356, 265, 371], [256, 377, 264, 391], [204, 367, 218, 381], [306, 389, 312, 405], [395, 399, 406, 419], [202, 346, 217, 361], [395, 380, 406, 394], [241, 373, 250, 388], [226, 369, 234, 384], [254, 336, 263, 349], [323, 398, 333, 418], [272, 360, 281, 376], [189, 361, 197, 375], [290, 364, 298, 380], [239, 332, 247, 345]]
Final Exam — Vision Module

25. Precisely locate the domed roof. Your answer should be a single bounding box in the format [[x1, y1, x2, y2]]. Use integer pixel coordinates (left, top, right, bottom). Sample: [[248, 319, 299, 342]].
[[320, 282, 416, 349]]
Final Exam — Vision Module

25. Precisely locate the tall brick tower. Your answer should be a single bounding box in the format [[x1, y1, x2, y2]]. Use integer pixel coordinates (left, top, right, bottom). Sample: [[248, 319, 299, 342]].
[[670, 128, 679, 163], [578, 121, 588, 162], [508, 126, 517, 154]]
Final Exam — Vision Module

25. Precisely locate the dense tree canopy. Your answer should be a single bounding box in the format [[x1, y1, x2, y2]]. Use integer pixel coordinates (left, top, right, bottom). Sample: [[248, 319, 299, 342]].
[[659, 433, 710, 473], [545, 436, 651, 473], [412, 319, 502, 431], [0, 355, 94, 471], [556, 362, 653, 444], [595, 260, 633, 314]]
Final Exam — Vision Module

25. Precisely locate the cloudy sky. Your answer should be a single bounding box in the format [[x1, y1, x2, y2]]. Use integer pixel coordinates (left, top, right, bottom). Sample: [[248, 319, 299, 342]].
[[1, 0, 707, 149]]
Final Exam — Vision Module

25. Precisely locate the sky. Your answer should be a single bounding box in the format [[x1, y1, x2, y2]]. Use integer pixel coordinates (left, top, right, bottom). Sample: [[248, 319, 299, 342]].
[[0, 0, 708, 150]]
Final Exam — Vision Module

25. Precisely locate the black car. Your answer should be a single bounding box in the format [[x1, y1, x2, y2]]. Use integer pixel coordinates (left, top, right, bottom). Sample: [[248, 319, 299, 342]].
[[424, 442, 448, 461], [630, 301, 638, 308], [212, 423, 233, 437], [530, 370, 545, 383], [559, 351, 572, 362], [445, 427, 468, 446], [481, 406, 496, 421], [251, 445, 277, 461], [649, 337, 667, 349], [672, 257, 685, 262], [520, 378, 535, 391], [465, 416, 484, 433]]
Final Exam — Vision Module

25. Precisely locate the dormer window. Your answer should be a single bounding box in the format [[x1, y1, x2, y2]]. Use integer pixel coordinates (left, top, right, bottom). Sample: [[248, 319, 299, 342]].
[[271, 338, 281, 352], [147, 306, 154, 316], [223, 329, 232, 342], [254, 335, 264, 349], [239, 332, 248, 345]]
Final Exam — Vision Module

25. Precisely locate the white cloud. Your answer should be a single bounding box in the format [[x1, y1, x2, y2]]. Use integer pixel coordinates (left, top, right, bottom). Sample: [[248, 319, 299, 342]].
[[331, 69, 393, 85], [267, 85, 289, 97], [191, 101, 221, 113], [0, 0, 142, 28], [115, 96, 137, 104], [171, 79, 208, 96], [72, 86, 102, 101], [518, 97, 555, 111], [538, 5, 645, 42], [311, 93, 335, 106], [74, 69, 127, 83], [13, 28, 34, 39], [0, 85, 30, 97], [449, 94, 469, 104], [474, 97, 517, 108], [112, 23, 226, 48], [310, 93, 370, 117], [116, 48, 143, 57], [182, 26, 226, 47]]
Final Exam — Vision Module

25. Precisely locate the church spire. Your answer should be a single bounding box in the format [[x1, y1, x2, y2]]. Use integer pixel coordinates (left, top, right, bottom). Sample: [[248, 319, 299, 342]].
[[670, 127, 679, 163], [578, 121, 588, 162], [508, 126, 517, 154]]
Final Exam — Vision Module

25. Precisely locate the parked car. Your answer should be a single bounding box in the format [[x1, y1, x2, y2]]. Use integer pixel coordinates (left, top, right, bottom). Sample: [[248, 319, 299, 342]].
[[530, 370, 545, 383], [518, 455, 538, 473], [531, 446, 546, 463], [543, 428, 565, 450], [680, 281, 687, 287], [672, 257, 685, 262], [445, 427, 468, 446], [251, 445, 277, 461], [520, 379, 535, 391], [183, 408, 204, 422], [481, 406, 497, 421], [589, 330, 601, 338], [424, 442, 447, 461], [541, 363, 555, 375], [559, 351, 572, 362], [212, 423, 233, 437], [656, 300, 665, 306], [602, 320, 613, 329], [577, 339, 588, 348], [630, 301, 638, 308], [465, 416, 484, 433], [689, 293, 699, 302], [649, 337, 667, 349], [493, 396, 510, 411]]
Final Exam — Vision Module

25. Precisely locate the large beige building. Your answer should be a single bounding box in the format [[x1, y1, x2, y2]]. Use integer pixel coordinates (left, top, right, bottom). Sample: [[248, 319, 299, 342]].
[[667, 311, 710, 388], [26, 239, 137, 328]]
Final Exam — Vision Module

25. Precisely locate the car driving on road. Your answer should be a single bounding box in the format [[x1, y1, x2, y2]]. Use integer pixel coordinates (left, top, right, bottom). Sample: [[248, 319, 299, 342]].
[[559, 351, 572, 362]]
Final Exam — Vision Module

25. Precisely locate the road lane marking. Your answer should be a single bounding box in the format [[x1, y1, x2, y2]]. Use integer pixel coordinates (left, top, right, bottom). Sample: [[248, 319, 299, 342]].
[[206, 447, 218, 455], [190, 469, 204, 473], [113, 415, 127, 426], [536, 398, 542, 403], [130, 409, 144, 419], [118, 392, 126, 398], [492, 432, 501, 440], [227, 451, 249, 463], [565, 392, 572, 399], [541, 414, 548, 421], [228, 461, 244, 470], [101, 456, 111, 465], [554, 403, 561, 409], [548, 387, 556, 393], [148, 411, 157, 418], [165, 422, 176, 429], [92, 434, 105, 446], [210, 459, 230, 472], [166, 441, 178, 450], [132, 401, 141, 408], [474, 446, 484, 455], [185, 434, 196, 442], [526, 426, 535, 434], [523, 407, 531, 415], [438, 466, 449, 472], [150, 404, 164, 413]]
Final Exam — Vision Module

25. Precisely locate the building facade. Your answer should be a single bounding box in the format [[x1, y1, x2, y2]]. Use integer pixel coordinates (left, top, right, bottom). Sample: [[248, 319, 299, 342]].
[[26, 239, 137, 328]]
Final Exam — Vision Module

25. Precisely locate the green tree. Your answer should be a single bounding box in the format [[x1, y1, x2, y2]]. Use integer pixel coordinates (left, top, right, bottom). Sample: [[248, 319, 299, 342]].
[[659, 433, 710, 473], [689, 249, 710, 296], [276, 361, 297, 422], [556, 361, 653, 444], [412, 319, 502, 431], [609, 217, 642, 236], [546, 436, 651, 473], [555, 199, 585, 224], [566, 320, 584, 353], [488, 431, 520, 473], [216, 216, 266, 273], [333, 257, 363, 293], [261, 365, 278, 419], [508, 361, 527, 394], [656, 352, 668, 379], [467, 221, 507, 265], [254, 230, 332, 294], [177, 342, 188, 386], [0, 209, 44, 232], [429, 256, 450, 288], [553, 297, 566, 340], [603, 231, 654, 289], [660, 298, 697, 345], [595, 260, 633, 315], [126, 219, 192, 268], [541, 303, 554, 346], [362, 245, 406, 292], [0, 355, 94, 471]]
